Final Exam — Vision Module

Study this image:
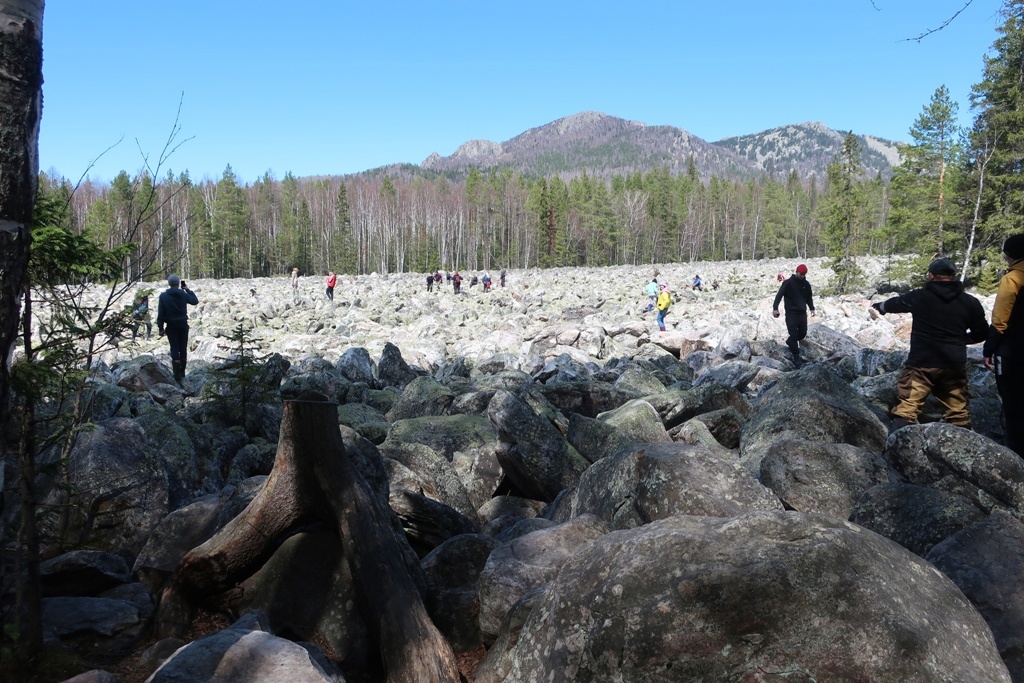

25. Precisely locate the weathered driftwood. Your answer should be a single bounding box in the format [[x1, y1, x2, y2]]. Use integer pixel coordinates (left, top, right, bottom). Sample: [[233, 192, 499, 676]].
[[156, 396, 460, 683]]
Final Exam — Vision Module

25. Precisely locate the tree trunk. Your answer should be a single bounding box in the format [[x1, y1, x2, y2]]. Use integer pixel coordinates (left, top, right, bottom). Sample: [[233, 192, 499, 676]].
[[157, 397, 461, 683], [0, 0, 44, 671]]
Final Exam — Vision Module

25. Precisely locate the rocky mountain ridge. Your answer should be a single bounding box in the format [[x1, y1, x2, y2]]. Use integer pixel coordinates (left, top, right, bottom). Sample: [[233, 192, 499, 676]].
[[418, 111, 901, 181]]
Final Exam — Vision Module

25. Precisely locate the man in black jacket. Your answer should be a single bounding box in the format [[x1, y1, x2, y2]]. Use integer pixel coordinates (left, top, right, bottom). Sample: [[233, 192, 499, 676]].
[[871, 258, 988, 428], [157, 274, 199, 382], [772, 263, 815, 366]]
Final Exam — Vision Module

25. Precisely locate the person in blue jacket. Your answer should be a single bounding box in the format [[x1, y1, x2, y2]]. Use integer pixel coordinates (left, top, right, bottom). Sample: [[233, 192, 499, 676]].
[[157, 274, 199, 382]]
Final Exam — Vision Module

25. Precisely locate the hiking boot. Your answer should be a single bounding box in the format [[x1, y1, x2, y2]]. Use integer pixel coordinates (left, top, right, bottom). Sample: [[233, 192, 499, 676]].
[[890, 416, 918, 432]]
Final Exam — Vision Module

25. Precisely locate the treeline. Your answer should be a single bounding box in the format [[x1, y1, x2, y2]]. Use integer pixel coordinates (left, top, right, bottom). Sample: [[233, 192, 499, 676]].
[[39, 162, 888, 280]]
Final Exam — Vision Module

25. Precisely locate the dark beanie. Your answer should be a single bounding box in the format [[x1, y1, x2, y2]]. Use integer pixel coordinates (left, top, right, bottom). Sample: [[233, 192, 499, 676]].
[[1003, 234, 1024, 260], [927, 258, 957, 276]]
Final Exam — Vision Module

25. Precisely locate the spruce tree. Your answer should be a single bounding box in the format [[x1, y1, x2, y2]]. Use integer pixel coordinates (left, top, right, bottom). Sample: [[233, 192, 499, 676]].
[[822, 132, 868, 293], [968, 0, 1024, 250]]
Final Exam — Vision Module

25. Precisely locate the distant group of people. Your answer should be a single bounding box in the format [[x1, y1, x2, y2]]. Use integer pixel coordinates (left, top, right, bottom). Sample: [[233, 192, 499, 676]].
[[425, 268, 507, 294], [139, 241, 1024, 459]]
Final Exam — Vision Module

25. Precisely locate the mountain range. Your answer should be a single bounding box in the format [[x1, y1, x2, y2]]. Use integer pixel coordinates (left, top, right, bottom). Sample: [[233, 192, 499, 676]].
[[409, 111, 902, 182]]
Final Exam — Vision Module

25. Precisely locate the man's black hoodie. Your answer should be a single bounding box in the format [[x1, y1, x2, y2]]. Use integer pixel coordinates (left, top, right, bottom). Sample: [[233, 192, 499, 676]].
[[878, 280, 988, 368]]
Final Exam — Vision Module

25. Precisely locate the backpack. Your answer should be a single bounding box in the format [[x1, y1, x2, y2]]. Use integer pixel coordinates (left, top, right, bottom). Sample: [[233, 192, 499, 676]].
[[656, 291, 671, 311]]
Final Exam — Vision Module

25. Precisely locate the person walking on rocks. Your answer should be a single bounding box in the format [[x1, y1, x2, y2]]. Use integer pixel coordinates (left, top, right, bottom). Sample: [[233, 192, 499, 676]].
[[872, 258, 988, 429], [130, 291, 152, 341], [325, 270, 337, 301], [656, 283, 672, 332], [291, 267, 299, 301], [500, 267, 507, 288], [453, 271, 462, 294], [157, 274, 199, 382], [426, 272, 434, 292], [772, 263, 816, 366], [984, 234, 1024, 454], [644, 277, 659, 312]]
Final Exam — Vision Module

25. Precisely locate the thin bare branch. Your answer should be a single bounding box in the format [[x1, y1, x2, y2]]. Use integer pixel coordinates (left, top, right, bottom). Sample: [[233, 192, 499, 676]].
[[903, 0, 975, 42]]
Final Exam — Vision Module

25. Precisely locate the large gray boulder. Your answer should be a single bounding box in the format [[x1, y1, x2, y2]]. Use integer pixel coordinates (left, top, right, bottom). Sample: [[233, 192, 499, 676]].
[[566, 413, 638, 464], [500, 511, 1012, 683], [40, 417, 168, 555], [567, 442, 782, 529], [377, 341, 421, 389], [43, 596, 143, 658], [386, 414, 502, 510], [385, 375, 455, 421], [335, 346, 375, 385], [691, 359, 761, 391], [759, 435, 893, 519], [477, 514, 609, 639], [145, 613, 343, 683], [887, 423, 1024, 517], [596, 399, 671, 443], [421, 533, 497, 653], [487, 390, 589, 502], [740, 364, 888, 475], [850, 483, 986, 557], [643, 383, 751, 430], [40, 550, 131, 597], [927, 512, 1024, 682]]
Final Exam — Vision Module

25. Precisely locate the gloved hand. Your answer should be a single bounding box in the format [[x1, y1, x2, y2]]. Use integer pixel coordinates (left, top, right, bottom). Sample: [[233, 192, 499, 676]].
[[871, 302, 885, 315]]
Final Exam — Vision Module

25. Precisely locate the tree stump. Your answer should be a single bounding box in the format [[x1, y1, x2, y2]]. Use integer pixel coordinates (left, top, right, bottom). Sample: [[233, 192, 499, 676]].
[[157, 396, 461, 683]]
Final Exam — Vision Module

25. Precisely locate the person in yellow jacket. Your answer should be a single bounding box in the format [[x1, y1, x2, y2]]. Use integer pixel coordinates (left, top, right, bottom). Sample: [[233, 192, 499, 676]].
[[984, 233, 1024, 456]]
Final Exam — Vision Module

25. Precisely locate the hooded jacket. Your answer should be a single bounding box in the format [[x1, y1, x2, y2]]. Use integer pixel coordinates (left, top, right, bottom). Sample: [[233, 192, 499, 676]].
[[984, 259, 1024, 362], [879, 280, 987, 368], [156, 286, 199, 332], [772, 275, 814, 315]]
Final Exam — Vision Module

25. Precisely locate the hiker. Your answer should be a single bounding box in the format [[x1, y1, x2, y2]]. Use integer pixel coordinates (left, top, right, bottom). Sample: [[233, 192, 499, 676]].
[[130, 292, 152, 341], [644, 278, 659, 312], [453, 271, 462, 294], [470, 274, 479, 288], [325, 271, 337, 301], [291, 267, 299, 301], [500, 267, 507, 287], [772, 263, 816, 366], [434, 270, 443, 288], [777, 272, 785, 283], [156, 274, 199, 383], [984, 234, 1024, 455], [656, 283, 672, 332], [873, 258, 988, 429], [711, 279, 720, 291], [692, 274, 703, 291], [482, 272, 492, 291], [426, 272, 434, 292]]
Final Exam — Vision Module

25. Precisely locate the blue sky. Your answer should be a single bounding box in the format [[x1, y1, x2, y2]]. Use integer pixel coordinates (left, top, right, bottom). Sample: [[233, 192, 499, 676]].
[[39, 1, 1005, 184]]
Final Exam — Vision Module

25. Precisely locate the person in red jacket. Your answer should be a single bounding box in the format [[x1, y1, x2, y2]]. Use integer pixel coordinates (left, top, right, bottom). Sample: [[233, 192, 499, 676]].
[[325, 270, 337, 301]]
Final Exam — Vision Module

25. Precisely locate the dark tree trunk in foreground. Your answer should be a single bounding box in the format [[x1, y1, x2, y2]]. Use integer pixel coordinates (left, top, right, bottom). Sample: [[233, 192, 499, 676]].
[[0, 0, 44, 671], [157, 396, 461, 683]]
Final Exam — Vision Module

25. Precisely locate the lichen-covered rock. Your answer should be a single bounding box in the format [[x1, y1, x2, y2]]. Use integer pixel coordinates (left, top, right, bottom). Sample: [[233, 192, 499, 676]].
[[927, 512, 1024, 682], [501, 511, 1012, 683], [850, 482, 985, 557], [759, 435, 893, 519], [569, 442, 782, 529], [887, 423, 1024, 517], [487, 390, 589, 502], [596, 399, 671, 443], [740, 364, 888, 475], [477, 514, 609, 639]]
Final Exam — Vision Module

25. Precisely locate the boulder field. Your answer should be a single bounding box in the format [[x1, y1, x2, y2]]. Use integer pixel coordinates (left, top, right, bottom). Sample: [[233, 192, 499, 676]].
[[10, 256, 1022, 683]]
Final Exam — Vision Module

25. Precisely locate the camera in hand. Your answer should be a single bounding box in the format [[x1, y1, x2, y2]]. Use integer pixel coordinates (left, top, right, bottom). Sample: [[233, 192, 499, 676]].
[[180, 281, 187, 289]]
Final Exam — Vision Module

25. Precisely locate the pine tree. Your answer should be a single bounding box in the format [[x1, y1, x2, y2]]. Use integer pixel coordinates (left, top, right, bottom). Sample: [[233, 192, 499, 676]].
[[966, 0, 1024, 264], [822, 132, 868, 293], [887, 85, 963, 271]]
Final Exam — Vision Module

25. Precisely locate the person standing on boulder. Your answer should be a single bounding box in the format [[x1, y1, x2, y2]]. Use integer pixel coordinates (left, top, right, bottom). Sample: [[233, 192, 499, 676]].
[[325, 270, 337, 301], [872, 258, 988, 429], [984, 234, 1024, 454], [157, 274, 199, 383], [655, 283, 672, 332], [772, 263, 816, 366], [644, 277, 659, 312], [291, 267, 299, 302]]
